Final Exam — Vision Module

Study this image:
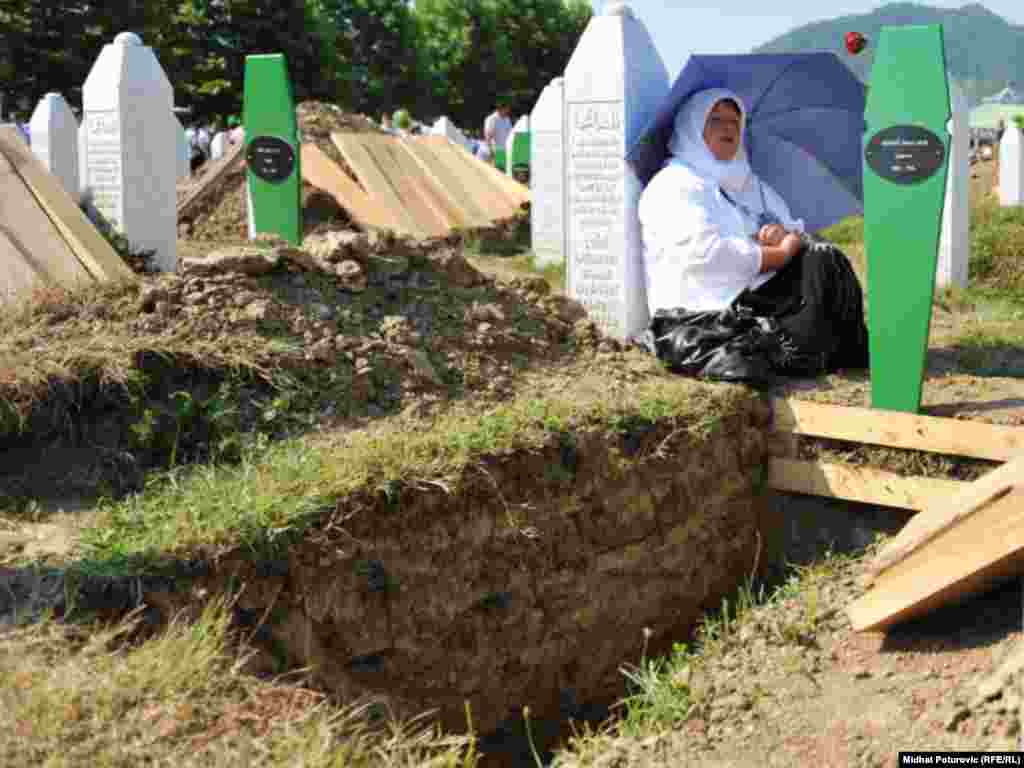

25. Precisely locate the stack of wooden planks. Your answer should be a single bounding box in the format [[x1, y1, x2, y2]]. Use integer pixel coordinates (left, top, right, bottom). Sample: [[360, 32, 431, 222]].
[[847, 453, 1024, 632], [177, 133, 530, 240]]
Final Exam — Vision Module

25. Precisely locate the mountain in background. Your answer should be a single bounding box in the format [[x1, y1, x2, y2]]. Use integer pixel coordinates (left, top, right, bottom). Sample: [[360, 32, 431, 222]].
[[752, 2, 1024, 107]]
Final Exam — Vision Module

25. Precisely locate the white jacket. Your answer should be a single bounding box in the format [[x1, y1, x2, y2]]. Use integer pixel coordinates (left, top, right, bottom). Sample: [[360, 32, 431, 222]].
[[638, 163, 804, 313]]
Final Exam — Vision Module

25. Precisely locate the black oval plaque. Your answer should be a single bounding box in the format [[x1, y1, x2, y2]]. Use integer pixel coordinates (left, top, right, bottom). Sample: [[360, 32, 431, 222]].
[[864, 125, 945, 185], [246, 135, 296, 184]]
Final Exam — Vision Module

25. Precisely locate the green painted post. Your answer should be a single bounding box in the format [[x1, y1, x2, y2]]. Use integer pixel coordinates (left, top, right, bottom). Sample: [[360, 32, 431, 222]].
[[863, 25, 951, 413], [493, 147, 508, 172], [243, 54, 301, 246], [510, 131, 530, 175]]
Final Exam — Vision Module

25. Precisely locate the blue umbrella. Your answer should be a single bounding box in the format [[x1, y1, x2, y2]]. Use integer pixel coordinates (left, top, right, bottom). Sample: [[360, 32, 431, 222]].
[[626, 53, 867, 234]]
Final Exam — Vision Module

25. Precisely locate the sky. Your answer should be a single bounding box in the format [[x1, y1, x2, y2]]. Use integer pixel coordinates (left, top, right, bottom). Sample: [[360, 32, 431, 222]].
[[588, 1, 1024, 80]]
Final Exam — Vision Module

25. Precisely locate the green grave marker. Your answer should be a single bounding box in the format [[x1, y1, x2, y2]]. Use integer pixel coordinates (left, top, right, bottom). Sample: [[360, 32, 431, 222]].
[[510, 130, 530, 177], [243, 53, 301, 246], [863, 25, 951, 413]]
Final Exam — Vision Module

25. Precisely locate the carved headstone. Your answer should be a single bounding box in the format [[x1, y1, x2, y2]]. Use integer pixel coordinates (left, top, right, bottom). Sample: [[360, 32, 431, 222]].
[[82, 32, 177, 271], [937, 81, 969, 288], [998, 123, 1024, 207], [29, 93, 80, 202], [530, 78, 565, 268], [563, 2, 669, 340]]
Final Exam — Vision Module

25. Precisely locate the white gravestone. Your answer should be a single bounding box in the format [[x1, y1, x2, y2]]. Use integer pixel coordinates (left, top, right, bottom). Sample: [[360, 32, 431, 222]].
[[77, 121, 89, 203], [563, 2, 669, 340], [431, 116, 473, 152], [29, 93, 80, 203], [998, 124, 1024, 207], [530, 78, 566, 268], [175, 115, 189, 181], [937, 81, 969, 289], [506, 115, 529, 176], [82, 32, 177, 271]]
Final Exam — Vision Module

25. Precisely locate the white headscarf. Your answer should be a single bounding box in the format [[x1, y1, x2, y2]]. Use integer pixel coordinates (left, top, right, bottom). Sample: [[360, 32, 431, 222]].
[[667, 87, 752, 195]]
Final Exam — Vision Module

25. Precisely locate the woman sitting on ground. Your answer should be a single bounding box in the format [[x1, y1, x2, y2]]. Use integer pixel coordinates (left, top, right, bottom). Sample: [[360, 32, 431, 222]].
[[638, 87, 869, 377]]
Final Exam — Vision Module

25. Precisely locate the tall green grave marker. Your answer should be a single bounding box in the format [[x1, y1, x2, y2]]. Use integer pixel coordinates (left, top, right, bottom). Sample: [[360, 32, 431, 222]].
[[863, 25, 951, 413], [243, 54, 301, 245]]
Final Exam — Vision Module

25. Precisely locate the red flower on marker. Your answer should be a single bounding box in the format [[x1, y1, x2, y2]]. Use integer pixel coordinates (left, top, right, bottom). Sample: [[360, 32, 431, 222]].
[[845, 32, 868, 55]]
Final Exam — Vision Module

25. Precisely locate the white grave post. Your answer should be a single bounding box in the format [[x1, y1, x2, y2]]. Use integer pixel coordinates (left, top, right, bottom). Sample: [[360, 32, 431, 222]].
[[431, 116, 473, 152], [29, 93, 81, 203], [937, 81, 969, 289], [506, 115, 529, 176], [998, 123, 1024, 207], [82, 32, 177, 271], [530, 78, 565, 268], [175, 115, 189, 181], [563, 2, 669, 340], [77, 121, 90, 205]]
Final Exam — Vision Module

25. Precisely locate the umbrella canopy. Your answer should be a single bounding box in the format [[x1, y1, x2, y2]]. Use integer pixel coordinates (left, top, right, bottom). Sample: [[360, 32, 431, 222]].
[[627, 53, 867, 233]]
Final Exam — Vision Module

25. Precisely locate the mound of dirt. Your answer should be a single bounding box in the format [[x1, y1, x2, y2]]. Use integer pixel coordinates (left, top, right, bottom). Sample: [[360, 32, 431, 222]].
[[0, 232, 626, 498], [179, 101, 377, 241]]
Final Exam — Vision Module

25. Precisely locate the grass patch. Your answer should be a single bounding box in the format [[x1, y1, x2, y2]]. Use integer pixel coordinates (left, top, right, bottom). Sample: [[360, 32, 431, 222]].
[[75, 375, 744, 573], [949, 325, 1024, 377], [0, 599, 477, 767], [968, 196, 1024, 297], [462, 216, 531, 258], [560, 550, 860, 760]]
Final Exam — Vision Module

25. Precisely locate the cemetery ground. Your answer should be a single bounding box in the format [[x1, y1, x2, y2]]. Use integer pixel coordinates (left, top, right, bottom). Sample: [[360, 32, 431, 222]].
[[0, 152, 1022, 766]]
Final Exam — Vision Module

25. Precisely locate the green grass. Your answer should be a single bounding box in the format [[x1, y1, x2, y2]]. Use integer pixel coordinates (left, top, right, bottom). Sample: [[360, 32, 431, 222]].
[[949, 325, 1024, 377], [0, 599, 478, 768], [75, 375, 742, 575]]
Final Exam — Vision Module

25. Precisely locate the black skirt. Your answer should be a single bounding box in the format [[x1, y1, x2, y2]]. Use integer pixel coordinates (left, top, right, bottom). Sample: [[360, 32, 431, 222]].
[[743, 233, 869, 373], [630, 234, 869, 385]]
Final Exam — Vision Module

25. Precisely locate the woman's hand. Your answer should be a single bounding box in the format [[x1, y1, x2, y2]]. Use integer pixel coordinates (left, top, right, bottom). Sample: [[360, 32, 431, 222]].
[[756, 223, 787, 246], [781, 232, 802, 258]]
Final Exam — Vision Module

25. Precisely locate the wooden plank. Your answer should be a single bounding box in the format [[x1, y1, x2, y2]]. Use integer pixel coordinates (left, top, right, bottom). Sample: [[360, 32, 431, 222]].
[[0, 148, 95, 305], [416, 137, 519, 220], [771, 397, 1024, 463], [299, 144, 403, 233], [767, 458, 968, 512], [847, 485, 1024, 631], [0, 127, 134, 284], [865, 453, 1024, 582], [359, 135, 456, 236], [177, 139, 246, 220], [331, 133, 426, 238], [450, 137, 531, 207], [443, 137, 530, 210], [398, 139, 493, 229]]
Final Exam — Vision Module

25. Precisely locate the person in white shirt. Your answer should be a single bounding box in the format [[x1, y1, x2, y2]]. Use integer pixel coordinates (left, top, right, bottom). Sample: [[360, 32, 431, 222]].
[[638, 87, 868, 374], [483, 100, 513, 157], [209, 126, 227, 161]]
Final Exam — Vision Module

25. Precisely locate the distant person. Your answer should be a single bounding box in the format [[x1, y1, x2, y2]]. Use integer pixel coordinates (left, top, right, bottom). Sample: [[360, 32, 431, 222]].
[[209, 122, 227, 161], [483, 99, 513, 161], [196, 123, 212, 159], [227, 116, 245, 145]]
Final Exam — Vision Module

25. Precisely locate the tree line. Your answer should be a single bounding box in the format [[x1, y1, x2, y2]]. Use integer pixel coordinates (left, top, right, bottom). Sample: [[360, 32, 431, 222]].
[[0, 0, 591, 130]]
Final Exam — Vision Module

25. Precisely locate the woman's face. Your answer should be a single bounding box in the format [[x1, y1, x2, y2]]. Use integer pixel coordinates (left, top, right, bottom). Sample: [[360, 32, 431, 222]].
[[703, 99, 742, 162]]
